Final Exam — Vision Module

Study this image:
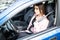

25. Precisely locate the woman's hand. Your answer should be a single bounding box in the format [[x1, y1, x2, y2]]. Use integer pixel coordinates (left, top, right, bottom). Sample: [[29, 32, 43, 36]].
[[20, 30, 31, 33], [25, 30, 31, 33]]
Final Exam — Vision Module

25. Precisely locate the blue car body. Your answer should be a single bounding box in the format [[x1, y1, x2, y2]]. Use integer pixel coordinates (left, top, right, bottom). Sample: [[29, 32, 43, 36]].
[[0, 0, 60, 40]]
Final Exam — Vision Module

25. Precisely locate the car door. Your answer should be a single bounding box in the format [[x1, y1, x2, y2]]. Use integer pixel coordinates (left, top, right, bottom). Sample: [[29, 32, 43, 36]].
[[17, 27, 60, 40]]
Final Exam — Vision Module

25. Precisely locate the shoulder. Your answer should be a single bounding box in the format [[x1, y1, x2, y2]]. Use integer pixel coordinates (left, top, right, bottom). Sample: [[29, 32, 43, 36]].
[[39, 17, 49, 24], [43, 18, 49, 25]]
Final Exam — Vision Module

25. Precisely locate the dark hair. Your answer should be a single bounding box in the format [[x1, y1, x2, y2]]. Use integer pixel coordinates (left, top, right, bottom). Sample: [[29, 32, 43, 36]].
[[34, 3, 45, 15]]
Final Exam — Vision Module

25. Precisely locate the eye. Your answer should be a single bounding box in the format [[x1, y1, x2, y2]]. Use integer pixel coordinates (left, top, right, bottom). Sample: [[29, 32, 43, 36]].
[[35, 8, 39, 10]]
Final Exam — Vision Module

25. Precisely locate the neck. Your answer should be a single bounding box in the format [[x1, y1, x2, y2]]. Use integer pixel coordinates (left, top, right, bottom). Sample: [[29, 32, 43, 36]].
[[36, 14, 44, 17]]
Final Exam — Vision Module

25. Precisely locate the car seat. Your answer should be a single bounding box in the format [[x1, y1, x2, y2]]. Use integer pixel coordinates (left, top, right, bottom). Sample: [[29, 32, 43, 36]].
[[45, 3, 54, 27]]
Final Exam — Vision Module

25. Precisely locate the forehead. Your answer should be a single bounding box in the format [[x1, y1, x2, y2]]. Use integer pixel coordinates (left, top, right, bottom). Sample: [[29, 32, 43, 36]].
[[34, 6, 39, 8]]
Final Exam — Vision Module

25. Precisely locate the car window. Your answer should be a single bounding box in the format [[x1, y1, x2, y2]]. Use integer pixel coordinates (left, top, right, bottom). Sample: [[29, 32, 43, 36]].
[[11, 0, 55, 36], [11, 0, 55, 27]]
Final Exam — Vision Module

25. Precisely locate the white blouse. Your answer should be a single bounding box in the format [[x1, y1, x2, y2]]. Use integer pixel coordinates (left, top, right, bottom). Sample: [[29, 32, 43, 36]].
[[33, 16, 49, 33], [27, 15, 49, 33]]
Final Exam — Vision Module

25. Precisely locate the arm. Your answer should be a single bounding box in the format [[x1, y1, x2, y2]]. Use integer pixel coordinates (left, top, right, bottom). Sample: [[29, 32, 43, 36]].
[[31, 18, 49, 33]]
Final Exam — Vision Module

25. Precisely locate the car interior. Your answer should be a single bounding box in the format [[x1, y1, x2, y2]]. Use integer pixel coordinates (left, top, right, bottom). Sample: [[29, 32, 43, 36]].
[[0, 0, 55, 40]]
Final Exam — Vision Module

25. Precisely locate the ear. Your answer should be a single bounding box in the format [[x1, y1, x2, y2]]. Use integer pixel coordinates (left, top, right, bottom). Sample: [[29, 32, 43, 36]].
[[40, 10, 43, 13], [41, 10, 43, 13], [40, 10, 44, 15]]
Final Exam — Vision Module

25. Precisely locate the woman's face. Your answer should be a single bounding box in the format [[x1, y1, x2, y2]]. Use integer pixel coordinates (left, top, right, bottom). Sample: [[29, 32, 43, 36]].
[[34, 6, 40, 15]]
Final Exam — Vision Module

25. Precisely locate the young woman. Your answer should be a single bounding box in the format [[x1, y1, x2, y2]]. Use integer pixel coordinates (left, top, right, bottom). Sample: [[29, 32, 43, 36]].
[[20, 3, 49, 34], [18, 3, 49, 38], [26, 3, 49, 34]]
